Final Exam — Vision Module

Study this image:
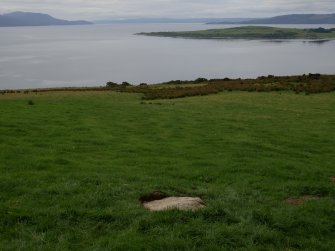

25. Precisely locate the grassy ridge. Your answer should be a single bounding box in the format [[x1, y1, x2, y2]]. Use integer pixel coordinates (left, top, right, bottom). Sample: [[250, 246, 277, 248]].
[[135, 74, 335, 100], [1, 90, 335, 250], [137, 26, 335, 39], [2, 74, 335, 100]]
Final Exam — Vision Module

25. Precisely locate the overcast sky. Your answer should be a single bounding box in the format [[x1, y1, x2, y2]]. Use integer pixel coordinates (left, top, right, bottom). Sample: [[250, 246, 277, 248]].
[[0, 0, 335, 20]]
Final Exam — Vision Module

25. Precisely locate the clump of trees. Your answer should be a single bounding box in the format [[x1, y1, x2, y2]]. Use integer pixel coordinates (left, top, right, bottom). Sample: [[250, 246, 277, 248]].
[[307, 28, 332, 33], [194, 78, 208, 83], [106, 82, 118, 87], [105, 81, 133, 88]]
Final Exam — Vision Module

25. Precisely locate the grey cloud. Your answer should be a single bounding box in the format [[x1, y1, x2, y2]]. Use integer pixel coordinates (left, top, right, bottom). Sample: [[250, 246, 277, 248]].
[[0, 0, 334, 20]]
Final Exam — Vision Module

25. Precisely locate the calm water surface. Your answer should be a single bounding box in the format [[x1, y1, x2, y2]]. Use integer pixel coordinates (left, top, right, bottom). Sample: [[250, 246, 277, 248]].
[[0, 23, 335, 89]]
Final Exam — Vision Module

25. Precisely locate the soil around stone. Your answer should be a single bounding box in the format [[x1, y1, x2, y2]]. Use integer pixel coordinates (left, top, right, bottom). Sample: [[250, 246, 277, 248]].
[[285, 195, 320, 206], [140, 192, 205, 211], [139, 191, 168, 203]]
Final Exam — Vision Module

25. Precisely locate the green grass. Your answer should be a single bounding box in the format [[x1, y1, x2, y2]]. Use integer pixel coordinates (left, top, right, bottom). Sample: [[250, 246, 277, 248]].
[[137, 26, 335, 40], [1, 91, 335, 250]]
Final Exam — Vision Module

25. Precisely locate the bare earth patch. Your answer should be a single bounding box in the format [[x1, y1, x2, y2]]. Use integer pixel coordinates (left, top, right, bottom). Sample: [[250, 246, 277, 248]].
[[143, 197, 205, 211], [330, 176, 335, 183], [285, 195, 320, 206], [140, 192, 205, 211]]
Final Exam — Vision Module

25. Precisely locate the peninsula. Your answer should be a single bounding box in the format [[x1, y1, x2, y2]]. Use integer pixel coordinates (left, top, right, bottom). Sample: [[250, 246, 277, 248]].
[[137, 26, 335, 40]]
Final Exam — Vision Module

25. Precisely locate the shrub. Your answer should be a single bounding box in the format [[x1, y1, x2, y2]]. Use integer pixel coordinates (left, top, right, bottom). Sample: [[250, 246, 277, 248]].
[[106, 82, 118, 87], [194, 77, 208, 83], [28, 100, 34, 105], [308, 27, 331, 33], [121, 82, 131, 86], [308, 73, 321, 79]]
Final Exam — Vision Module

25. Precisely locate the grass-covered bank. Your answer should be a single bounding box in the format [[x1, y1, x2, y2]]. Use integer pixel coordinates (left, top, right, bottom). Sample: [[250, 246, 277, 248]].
[[137, 26, 335, 40], [2, 74, 335, 100], [1, 91, 335, 250]]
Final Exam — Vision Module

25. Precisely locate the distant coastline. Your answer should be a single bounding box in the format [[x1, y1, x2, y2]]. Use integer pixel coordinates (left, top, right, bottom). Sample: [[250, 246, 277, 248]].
[[207, 14, 335, 24], [2, 12, 335, 27], [0, 12, 92, 27]]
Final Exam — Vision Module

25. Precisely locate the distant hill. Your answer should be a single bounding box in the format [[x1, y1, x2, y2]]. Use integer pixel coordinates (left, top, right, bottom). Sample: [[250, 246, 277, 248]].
[[209, 14, 335, 24], [94, 18, 254, 24], [0, 12, 92, 27]]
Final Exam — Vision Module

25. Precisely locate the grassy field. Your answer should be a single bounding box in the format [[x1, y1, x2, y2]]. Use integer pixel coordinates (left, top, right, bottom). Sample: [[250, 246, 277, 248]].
[[137, 26, 335, 40], [1, 90, 335, 250]]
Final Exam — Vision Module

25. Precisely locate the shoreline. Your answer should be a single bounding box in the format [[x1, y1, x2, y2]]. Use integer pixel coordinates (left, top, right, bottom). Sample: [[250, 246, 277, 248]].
[[1, 74, 334, 100]]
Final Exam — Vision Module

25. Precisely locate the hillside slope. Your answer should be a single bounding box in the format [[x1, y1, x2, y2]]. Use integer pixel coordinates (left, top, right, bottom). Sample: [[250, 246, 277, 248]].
[[0, 12, 92, 27]]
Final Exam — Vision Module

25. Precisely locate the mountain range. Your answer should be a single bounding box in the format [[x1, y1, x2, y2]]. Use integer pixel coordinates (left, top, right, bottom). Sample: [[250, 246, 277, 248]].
[[209, 14, 335, 24], [1, 12, 335, 27], [0, 12, 92, 27], [94, 18, 253, 24]]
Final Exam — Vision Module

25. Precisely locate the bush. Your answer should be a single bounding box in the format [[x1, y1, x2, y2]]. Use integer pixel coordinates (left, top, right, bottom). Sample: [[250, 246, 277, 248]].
[[308, 28, 331, 33], [28, 100, 34, 105], [308, 73, 321, 79], [106, 82, 118, 87], [121, 82, 131, 86], [194, 78, 208, 83]]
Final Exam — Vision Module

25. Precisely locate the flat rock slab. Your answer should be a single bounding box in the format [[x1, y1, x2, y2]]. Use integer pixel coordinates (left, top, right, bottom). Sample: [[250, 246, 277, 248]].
[[143, 197, 205, 211]]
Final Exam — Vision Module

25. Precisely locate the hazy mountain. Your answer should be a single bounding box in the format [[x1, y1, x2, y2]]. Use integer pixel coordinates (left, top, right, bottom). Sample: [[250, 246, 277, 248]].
[[0, 12, 92, 27], [94, 18, 254, 24], [210, 14, 335, 24]]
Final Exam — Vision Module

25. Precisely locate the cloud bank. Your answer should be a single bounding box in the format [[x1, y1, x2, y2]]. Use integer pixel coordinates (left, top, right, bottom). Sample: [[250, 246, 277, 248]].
[[0, 0, 334, 20]]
